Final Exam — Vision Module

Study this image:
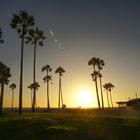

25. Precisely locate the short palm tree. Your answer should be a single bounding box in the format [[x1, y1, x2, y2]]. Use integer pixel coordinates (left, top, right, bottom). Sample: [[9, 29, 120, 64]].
[[88, 57, 101, 110], [9, 83, 16, 110], [28, 83, 34, 108], [55, 66, 65, 109], [42, 65, 52, 109], [0, 28, 4, 43], [103, 83, 110, 108], [26, 27, 45, 113], [30, 82, 40, 112], [0, 62, 11, 113], [108, 83, 115, 108], [96, 58, 105, 109], [10, 10, 35, 114]]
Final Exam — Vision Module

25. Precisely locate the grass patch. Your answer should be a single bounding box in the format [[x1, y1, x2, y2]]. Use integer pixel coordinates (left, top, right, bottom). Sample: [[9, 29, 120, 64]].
[[0, 111, 140, 140]]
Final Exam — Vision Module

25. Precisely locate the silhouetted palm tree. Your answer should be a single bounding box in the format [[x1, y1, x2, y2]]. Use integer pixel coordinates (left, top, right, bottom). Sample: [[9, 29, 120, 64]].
[[42, 65, 52, 109], [0, 28, 4, 43], [30, 82, 40, 112], [0, 62, 11, 113], [55, 66, 65, 109], [28, 84, 34, 108], [88, 57, 101, 110], [10, 10, 35, 114], [108, 82, 115, 108], [103, 83, 110, 108], [9, 83, 16, 110], [96, 58, 105, 109], [26, 27, 45, 113], [43, 75, 52, 109]]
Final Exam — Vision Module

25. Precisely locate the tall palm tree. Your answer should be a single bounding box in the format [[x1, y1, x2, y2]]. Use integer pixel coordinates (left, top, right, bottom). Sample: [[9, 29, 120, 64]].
[[42, 65, 52, 109], [55, 66, 65, 109], [0, 28, 4, 43], [88, 57, 101, 110], [9, 83, 16, 110], [108, 82, 115, 108], [96, 58, 105, 109], [26, 28, 45, 113], [103, 83, 110, 108], [0, 62, 11, 113], [10, 10, 35, 114]]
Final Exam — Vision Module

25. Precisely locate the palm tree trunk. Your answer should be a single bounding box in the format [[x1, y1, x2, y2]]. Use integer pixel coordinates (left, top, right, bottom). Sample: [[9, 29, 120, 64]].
[[32, 40, 37, 113], [33, 40, 36, 89], [93, 66, 101, 110], [0, 81, 4, 114], [58, 75, 61, 109], [95, 76, 101, 110], [19, 26, 25, 115], [109, 91, 114, 108], [47, 81, 50, 109], [106, 90, 110, 108], [99, 75, 104, 109], [32, 92, 35, 112], [31, 89, 33, 108], [11, 89, 14, 110], [60, 78, 63, 106], [35, 96, 37, 109]]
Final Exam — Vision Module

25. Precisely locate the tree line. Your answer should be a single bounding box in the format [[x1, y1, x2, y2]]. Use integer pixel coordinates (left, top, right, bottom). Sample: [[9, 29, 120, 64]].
[[0, 62, 66, 114], [88, 57, 115, 110], [0, 10, 115, 115], [0, 10, 66, 114]]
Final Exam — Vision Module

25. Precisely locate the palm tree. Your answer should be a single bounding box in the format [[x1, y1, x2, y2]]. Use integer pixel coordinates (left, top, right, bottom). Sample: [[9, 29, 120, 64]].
[[0, 62, 11, 113], [43, 75, 52, 109], [30, 82, 40, 112], [55, 66, 65, 109], [88, 57, 101, 110], [10, 10, 35, 114], [9, 83, 16, 110], [26, 28, 45, 113], [96, 58, 105, 109], [108, 83, 115, 108], [103, 83, 110, 108], [42, 65, 52, 109], [28, 84, 34, 108], [0, 28, 4, 43]]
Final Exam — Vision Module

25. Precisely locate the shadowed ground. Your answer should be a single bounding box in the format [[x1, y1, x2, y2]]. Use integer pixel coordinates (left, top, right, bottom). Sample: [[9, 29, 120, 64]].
[[0, 109, 140, 140]]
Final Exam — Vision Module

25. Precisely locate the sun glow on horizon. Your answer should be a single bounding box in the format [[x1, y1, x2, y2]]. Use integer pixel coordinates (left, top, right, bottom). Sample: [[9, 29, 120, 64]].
[[75, 89, 94, 108]]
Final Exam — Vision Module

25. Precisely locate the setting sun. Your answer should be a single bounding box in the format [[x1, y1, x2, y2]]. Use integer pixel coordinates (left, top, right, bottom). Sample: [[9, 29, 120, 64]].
[[76, 89, 94, 108]]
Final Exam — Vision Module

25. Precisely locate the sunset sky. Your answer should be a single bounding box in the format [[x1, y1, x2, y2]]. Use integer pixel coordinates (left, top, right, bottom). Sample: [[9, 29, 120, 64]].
[[0, 0, 140, 108]]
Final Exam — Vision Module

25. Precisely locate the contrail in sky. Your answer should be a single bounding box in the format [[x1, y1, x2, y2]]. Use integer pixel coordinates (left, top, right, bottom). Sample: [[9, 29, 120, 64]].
[[49, 29, 64, 51]]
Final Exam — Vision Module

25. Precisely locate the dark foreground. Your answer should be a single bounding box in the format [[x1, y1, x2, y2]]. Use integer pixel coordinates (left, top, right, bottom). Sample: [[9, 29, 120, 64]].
[[0, 109, 140, 140]]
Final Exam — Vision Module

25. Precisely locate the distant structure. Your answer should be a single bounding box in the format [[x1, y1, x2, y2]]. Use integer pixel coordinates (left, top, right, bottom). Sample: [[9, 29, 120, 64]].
[[116, 101, 127, 108], [116, 98, 140, 110]]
